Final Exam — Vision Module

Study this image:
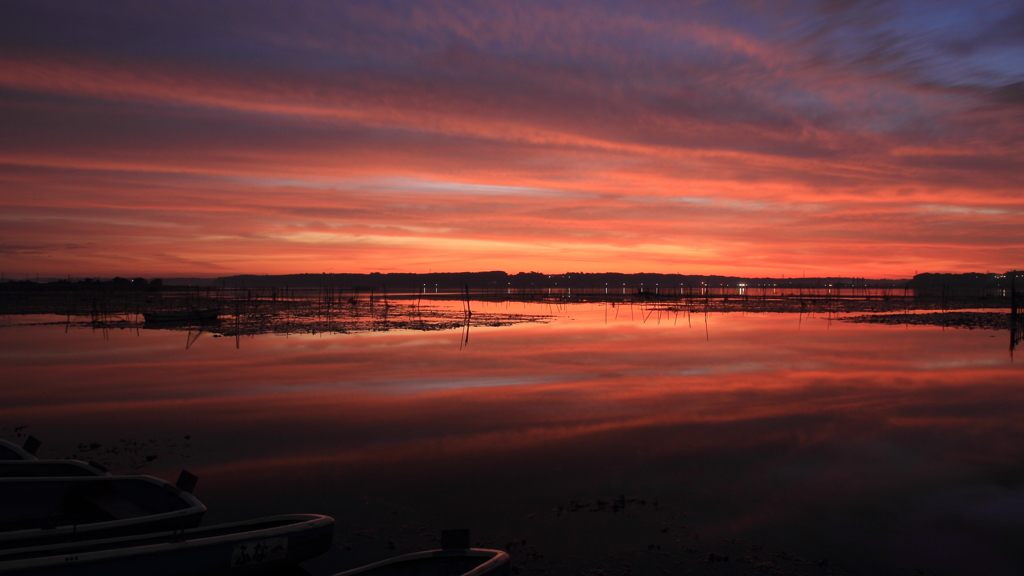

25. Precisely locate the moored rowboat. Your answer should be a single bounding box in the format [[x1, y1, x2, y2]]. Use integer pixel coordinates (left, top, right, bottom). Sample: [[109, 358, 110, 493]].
[[333, 548, 510, 576], [0, 514, 335, 575], [334, 531, 509, 576], [0, 475, 205, 549], [0, 460, 109, 478], [0, 438, 40, 461]]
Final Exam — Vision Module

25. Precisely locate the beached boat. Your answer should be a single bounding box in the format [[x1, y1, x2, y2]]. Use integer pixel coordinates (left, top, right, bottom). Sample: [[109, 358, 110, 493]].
[[0, 513, 334, 575], [142, 308, 220, 323], [0, 460, 109, 478], [0, 475, 205, 549], [333, 548, 510, 576], [0, 438, 40, 461]]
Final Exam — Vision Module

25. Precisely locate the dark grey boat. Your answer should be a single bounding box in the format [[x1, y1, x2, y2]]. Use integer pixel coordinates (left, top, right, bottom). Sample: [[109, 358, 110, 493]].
[[0, 514, 334, 575], [0, 475, 205, 549]]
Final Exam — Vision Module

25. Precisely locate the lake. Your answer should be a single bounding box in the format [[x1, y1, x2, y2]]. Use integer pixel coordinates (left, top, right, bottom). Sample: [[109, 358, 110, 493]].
[[2, 302, 1023, 575]]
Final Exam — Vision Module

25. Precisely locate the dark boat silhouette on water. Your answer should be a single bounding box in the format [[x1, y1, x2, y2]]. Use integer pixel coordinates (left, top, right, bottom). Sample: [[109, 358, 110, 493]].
[[333, 548, 510, 576], [0, 460, 109, 478], [0, 474, 206, 549], [0, 439, 40, 461], [332, 530, 510, 576], [0, 437, 502, 575], [0, 514, 335, 575]]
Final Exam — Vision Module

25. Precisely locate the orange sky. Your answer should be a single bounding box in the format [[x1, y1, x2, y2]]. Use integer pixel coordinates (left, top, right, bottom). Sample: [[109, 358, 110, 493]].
[[1, 2, 1022, 278]]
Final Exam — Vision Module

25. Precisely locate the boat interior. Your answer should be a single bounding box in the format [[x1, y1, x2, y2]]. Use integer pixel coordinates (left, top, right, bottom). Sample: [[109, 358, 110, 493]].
[[0, 477, 193, 532]]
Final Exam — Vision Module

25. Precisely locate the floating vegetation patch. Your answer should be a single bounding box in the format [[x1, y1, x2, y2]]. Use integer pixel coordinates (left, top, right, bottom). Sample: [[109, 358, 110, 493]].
[[2, 297, 553, 338], [840, 311, 1013, 331]]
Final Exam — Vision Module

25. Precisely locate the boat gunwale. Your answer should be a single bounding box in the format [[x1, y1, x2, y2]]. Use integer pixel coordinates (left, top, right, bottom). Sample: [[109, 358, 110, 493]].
[[0, 514, 334, 570], [0, 460, 109, 477], [331, 548, 511, 576], [0, 440, 37, 462]]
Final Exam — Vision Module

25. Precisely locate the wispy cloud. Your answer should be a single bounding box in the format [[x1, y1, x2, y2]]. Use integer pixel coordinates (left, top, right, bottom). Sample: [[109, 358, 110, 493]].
[[0, 1, 1021, 276]]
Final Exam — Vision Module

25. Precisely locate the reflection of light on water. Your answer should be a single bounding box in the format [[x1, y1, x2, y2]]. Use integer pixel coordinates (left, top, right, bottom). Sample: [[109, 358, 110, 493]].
[[2, 306, 1023, 575], [913, 358, 1005, 370]]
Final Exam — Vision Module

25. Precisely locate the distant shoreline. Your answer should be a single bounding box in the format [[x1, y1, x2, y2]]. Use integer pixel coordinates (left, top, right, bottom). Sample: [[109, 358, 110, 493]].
[[3, 270, 1019, 295], [6, 270, 912, 288]]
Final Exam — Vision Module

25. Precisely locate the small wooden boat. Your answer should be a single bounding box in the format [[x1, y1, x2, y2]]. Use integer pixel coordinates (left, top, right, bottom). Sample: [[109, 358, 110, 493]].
[[334, 531, 510, 576], [0, 460, 109, 478], [0, 438, 40, 461], [143, 308, 220, 323], [0, 513, 334, 575], [0, 475, 206, 549]]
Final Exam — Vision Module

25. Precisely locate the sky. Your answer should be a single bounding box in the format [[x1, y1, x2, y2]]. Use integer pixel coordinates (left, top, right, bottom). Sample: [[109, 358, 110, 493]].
[[1, 0, 1022, 279]]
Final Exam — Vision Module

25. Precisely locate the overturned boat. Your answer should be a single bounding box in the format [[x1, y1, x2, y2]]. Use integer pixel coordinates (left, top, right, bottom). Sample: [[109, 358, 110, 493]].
[[0, 513, 334, 575], [0, 474, 205, 549]]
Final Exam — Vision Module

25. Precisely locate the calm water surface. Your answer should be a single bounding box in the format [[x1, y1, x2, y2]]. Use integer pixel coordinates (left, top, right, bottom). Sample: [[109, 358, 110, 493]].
[[2, 303, 1023, 575]]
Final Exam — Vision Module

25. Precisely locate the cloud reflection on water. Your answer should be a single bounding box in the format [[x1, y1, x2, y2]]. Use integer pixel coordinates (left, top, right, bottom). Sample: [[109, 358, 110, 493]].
[[2, 306, 1023, 573]]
